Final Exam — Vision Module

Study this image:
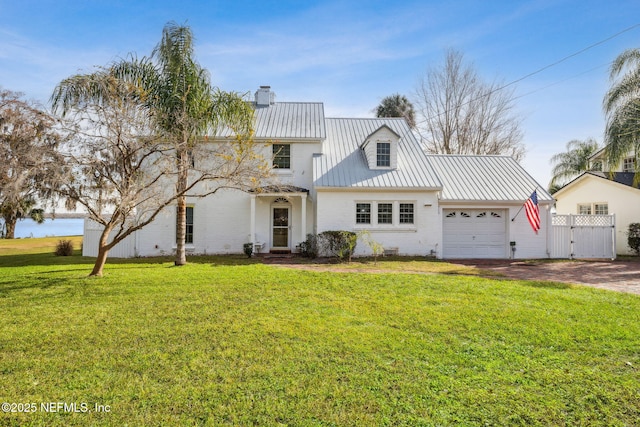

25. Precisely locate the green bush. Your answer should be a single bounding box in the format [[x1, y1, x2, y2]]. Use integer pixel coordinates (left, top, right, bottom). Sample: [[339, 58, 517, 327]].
[[54, 239, 74, 256], [317, 230, 357, 262], [628, 223, 640, 255], [243, 242, 253, 258], [299, 233, 318, 258]]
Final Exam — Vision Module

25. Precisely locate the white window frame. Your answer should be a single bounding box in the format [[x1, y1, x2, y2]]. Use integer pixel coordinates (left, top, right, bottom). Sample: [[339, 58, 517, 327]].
[[578, 204, 592, 215], [272, 144, 291, 169], [376, 142, 391, 167], [623, 157, 635, 172], [594, 203, 608, 215], [355, 201, 417, 229]]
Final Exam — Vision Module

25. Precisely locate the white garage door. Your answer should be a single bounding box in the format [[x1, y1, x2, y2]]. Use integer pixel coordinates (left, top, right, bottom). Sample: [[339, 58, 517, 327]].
[[443, 209, 507, 258]]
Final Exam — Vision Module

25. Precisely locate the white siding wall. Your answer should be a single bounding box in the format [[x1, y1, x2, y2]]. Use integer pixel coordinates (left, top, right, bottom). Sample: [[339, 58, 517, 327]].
[[316, 190, 440, 256], [555, 176, 639, 255]]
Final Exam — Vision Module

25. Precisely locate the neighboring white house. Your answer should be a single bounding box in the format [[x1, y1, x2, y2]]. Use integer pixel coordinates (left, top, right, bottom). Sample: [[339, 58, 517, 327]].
[[554, 171, 639, 255], [554, 145, 639, 255], [84, 86, 554, 259]]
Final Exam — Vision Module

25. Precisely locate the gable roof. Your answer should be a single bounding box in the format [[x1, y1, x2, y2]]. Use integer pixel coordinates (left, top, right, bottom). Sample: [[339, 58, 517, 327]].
[[313, 118, 441, 189], [427, 155, 554, 203], [216, 102, 326, 140], [554, 171, 640, 197], [253, 102, 326, 140]]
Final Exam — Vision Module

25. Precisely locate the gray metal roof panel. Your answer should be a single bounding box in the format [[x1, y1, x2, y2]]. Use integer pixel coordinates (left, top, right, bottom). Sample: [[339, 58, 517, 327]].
[[216, 102, 326, 140], [427, 155, 554, 203], [253, 102, 326, 140], [313, 118, 442, 189]]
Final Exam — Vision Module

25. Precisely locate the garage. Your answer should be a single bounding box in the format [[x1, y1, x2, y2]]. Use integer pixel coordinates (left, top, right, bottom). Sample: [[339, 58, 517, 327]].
[[443, 209, 507, 258]]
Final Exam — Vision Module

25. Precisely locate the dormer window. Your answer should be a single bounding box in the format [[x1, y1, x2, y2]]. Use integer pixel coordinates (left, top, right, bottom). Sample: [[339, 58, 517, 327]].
[[377, 142, 391, 167], [361, 125, 400, 170]]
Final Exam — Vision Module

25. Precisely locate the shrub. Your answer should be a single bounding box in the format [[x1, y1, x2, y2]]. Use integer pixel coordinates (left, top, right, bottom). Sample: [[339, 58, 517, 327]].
[[55, 239, 74, 256], [243, 242, 253, 258], [317, 230, 357, 262], [299, 233, 318, 258], [628, 223, 640, 255]]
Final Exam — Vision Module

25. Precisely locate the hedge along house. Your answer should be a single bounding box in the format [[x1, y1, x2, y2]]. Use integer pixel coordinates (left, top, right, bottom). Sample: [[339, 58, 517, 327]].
[[83, 86, 554, 259]]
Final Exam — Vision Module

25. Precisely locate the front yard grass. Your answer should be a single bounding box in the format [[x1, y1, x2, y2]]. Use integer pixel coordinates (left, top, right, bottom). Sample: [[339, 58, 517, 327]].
[[1, 239, 639, 426]]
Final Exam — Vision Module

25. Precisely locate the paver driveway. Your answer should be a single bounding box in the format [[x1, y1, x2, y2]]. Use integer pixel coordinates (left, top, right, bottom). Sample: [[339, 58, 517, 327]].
[[449, 259, 640, 295]]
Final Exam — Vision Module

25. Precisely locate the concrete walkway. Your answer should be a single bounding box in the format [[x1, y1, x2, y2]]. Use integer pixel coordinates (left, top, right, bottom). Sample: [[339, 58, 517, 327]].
[[449, 259, 640, 295]]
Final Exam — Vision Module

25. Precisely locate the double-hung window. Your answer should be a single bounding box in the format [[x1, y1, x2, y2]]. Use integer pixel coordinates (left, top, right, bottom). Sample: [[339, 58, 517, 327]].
[[356, 203, 371, 224], [377, 203, 393, 224], [376, 142, 391, 167], [176, 206, 194, 244], [399, 203, 414, 224], [273, 144, 291, 169], [623, 157, 635, 172], [578, 204, 591, 215], [594, 203, 608, 215]]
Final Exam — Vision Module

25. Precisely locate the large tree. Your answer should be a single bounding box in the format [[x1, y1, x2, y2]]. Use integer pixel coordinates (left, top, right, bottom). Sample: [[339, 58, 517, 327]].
[[415, 49, 525, 161], [0, 89, 62, 238], [603, 48, 640, 184], [549, 138, 601, 190], [51, 69, 268, 277], [52, 22, 257, 267], [374, 94, 416, 128]]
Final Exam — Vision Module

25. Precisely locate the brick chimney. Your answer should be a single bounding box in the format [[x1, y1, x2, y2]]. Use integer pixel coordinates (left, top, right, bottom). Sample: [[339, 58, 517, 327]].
[[255, 86, 275, 107]]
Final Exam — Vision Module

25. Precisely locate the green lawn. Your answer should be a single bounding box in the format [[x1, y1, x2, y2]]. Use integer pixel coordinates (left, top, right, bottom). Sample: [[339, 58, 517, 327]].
[[1, 239, 639, 426]]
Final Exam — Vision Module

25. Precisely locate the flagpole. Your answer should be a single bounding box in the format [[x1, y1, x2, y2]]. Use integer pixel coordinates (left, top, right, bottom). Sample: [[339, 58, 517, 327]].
[[511, 188, 539, 222]]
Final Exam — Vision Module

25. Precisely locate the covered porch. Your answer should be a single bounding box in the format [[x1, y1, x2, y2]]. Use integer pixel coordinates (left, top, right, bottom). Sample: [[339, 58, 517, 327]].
[[249, 185, 311, 254]]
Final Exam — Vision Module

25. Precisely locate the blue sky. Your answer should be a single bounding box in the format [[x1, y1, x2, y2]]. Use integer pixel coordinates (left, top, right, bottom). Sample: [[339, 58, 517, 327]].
[[1, 0, 639, 187]]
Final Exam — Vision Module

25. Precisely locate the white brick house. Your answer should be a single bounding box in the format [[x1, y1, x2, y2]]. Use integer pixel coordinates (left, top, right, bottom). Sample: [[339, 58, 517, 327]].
[[84, 86, 554, 259]]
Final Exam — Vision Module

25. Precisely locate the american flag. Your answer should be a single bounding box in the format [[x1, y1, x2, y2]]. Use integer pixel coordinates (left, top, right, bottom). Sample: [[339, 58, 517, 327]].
[[524, 190, 540, 234]]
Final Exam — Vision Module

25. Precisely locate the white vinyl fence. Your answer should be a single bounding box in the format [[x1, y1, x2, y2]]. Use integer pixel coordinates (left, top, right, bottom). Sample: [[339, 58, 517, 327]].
[[551, 214, 616, 259]]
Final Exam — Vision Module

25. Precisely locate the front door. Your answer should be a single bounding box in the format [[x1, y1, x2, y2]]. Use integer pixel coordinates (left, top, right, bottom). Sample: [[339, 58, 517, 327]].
[[272, 207, 290, 249]]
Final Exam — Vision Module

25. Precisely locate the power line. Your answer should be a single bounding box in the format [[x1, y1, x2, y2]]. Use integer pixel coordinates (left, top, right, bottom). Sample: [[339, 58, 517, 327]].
[[415, 23, 640, 126]]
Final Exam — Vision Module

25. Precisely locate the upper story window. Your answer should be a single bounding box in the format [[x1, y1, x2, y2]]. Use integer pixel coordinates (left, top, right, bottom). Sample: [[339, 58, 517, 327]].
[[273, 144, 291, 169], [623, 157, 635, 172], [376, 142, 391, 167]]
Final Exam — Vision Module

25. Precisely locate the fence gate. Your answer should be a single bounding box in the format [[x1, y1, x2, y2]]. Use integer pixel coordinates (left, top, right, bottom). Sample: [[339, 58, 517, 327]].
[[551, 214, 615, 259]]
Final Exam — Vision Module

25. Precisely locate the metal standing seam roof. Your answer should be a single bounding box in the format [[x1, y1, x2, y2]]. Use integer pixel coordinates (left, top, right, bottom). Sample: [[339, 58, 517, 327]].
[[214, 102, 326, 140], [426, 155, 554, 203], [253, 102, 326, 140], [313, 118, 442, 189]]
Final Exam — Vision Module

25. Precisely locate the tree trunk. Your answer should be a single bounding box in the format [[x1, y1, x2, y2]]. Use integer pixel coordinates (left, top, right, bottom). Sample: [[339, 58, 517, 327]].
[[174, 147, 189, 266], [89, 227, 113, 277], [175, 195, 187, 266], [90, 245, 109, 277], [4, 219, 16, 239]]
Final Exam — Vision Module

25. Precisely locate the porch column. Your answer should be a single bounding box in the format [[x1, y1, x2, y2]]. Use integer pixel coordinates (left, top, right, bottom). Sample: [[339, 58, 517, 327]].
[[250, 194, 256, 244], [300, 194, 307, 244]]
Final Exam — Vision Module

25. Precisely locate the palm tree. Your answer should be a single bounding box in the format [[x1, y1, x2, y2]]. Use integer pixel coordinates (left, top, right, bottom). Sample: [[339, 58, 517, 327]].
[[374, 94, 416, 128], [52, 22, 254, 266], [603, 48, 640, 183], [1, 199, 44, 239], [549, 138, 600, 189]]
